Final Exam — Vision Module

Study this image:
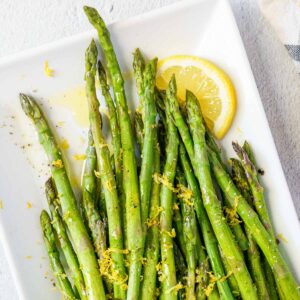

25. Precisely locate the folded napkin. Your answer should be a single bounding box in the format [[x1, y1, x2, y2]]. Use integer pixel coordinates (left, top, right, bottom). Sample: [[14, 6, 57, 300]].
[[259, 0, 300, 72]]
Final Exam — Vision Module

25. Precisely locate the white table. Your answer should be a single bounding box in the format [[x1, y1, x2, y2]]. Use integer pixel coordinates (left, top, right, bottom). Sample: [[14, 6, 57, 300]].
[[1, 0, 299, 299]]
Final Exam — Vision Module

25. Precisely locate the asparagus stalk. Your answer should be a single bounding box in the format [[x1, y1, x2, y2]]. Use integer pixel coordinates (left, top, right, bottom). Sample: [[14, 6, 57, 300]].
[[208, 149, 300, 299], [206, 133, 249, 251], [138, 58, 158, 225], [173, 203, 188, 260], [97, 60, 127, 248], [134, 111, 144, 151], [140, 141, 161, 300], [85, 40, 127, 299], [82, 130, 107, 260], [159, 79, 179, 300], [218, 246, 240, 298], [179, 143, 234, 300], [45, 178, 87, 300], [176, 170, 197, 300], [40, 210, 78, 300], [230, 157, 279, 300], [234, 142, 281, 298], [84, 8, 143, 299], [133, 48, 146, 113], [185, 89, 257, 300], [232, 142, 276, 241], [20, 94, 105, 300], [173, 242, 187, 300]]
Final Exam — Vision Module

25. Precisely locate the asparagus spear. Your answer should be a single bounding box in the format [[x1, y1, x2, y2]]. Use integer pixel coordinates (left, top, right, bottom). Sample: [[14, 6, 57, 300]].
[[84, 8, 143, 299], [159, 79, 179, 300], [140, 141, 161, 300], [206, 133, 249, 251], [40, 210, 78, 300], [230, 157, 279, 300], [173, 242, 187, 300], [173, 202, 188, 260], [97, 60, 127, 247], [138, 58, 158, 225], [208, 149, 300, 299], [234, 142, 281, 298], [176, 170, 197, 300], [20, 94, 106, 300], [185, 89, 257, 300], [45, 178, 87, 300], [133, 48, 146, 113], [218, 246, 240, 298], [179, 143, 234, 300], [232, 142, 276, 241], [85, 40, 127, 299], [82, 130, 107, 261], [134, 111, 144, 151]]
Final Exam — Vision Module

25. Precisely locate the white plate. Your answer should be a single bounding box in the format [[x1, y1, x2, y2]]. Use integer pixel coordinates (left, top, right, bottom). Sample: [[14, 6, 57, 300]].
[[0, 0, 299, 299]]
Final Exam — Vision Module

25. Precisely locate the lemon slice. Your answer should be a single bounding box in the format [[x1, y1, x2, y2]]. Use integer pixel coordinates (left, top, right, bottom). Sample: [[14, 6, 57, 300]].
[[156, 55, 236, 139]]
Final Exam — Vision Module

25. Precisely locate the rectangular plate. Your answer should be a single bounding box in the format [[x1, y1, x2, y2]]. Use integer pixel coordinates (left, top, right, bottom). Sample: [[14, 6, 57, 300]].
[[0, 0, 299, 299]]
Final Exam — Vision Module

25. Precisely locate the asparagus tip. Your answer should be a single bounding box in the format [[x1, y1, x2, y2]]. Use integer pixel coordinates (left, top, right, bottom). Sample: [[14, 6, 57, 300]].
[[45, 177, 56, 203], [40, 209, 51, 226], [19, 93, 40, 120]]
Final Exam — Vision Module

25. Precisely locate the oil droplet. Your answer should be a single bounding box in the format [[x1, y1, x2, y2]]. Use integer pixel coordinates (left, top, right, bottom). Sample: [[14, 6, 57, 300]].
[[49, 86, 88, 127]]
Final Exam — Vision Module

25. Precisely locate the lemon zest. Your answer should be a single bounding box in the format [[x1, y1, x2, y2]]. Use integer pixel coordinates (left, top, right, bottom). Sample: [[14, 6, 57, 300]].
[[99, 248, 129, 285], [26, 201, 32, 209], [52, 159, 63, 169], [145, 205, 163, 227], [224, 195, 242, 225], [166, 282, 184, 295], [44, 61, 54, 77]]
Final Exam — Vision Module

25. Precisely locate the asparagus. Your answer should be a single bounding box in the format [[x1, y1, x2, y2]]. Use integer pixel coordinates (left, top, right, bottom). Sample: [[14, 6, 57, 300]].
[[234, 142, 281, 298], [97, 60, 127, 248], [20, 94, 106, 300], [179, 143, 234, 300], [208, 149, 300, 299], [134, 111, 144, 151], [159, 79, 179, 300], [173, 203, 188, 260], [173, 242, 187, 300], [133, 48, 146, 112], [40, 210, 78, 300], [232, 142, 276, 241], [138, 58, 158, 225], [176, 170, 197, 300], [140, 141, 161, 300], [230, 156, 279, 300], [84, 7, 143, 299], [45, 179, 87, 300], [82, 130, 107, 260], [185, 89, 257, 299], [85, 40, 127, 299], [218, 246, 240, 298], [206, 133, 249, 251]]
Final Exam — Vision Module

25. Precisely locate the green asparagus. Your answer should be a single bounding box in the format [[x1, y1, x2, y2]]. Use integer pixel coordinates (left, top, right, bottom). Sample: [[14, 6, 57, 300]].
[[84, 8, 143, 299], [20, 93, 106, 300], [40, 210, 78, 300], [45, 178, 86, 300], [85, 40, 127, 299]]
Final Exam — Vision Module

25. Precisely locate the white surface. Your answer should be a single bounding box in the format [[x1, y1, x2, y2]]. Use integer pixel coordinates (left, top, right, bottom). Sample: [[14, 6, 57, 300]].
[[0, 0, 300, 299]]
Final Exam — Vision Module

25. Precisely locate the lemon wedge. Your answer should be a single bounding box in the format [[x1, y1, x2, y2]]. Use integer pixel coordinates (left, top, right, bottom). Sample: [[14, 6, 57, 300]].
[[156, 55, 236, 139]]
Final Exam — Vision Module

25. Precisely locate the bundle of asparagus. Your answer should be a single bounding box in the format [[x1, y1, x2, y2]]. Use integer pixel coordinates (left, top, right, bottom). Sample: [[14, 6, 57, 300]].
[[19, 6, 299, 300]]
